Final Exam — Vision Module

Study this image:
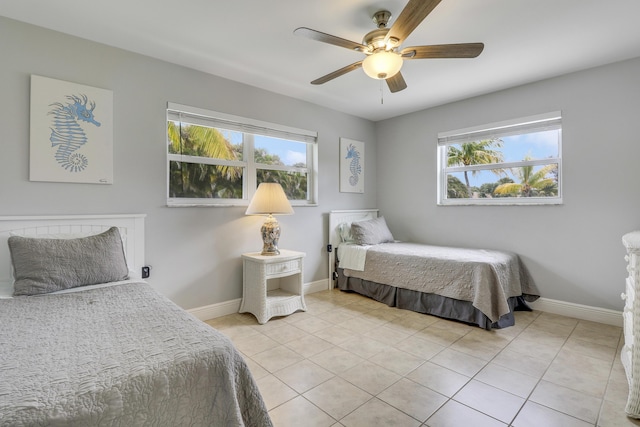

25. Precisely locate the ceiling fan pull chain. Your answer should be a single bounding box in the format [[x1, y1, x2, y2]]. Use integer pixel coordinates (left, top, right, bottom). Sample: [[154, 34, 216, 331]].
[[380, 79, 384, 104]]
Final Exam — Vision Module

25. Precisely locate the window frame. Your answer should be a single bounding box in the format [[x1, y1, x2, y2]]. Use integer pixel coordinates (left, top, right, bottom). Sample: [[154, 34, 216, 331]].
[[437, 111, 563, 206], [167, 102, 318, 207]]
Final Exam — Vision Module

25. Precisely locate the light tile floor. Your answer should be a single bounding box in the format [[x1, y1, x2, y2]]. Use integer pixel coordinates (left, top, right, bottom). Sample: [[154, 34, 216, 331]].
[[205, 289, 640, 427]]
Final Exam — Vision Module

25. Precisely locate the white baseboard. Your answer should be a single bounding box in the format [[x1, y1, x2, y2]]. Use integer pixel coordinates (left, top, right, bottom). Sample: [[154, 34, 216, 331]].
[[188, 284, 622, 328], [305, 278, 330, 294], [188, 298, 242, 321], [530, 297, 622, 327], [188, 279, 330, 321]]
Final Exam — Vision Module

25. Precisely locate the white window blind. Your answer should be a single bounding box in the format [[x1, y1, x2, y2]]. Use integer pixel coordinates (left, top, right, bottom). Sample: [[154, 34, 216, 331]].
[[438, 111, 561, 145], [167, 103, 317, 144]]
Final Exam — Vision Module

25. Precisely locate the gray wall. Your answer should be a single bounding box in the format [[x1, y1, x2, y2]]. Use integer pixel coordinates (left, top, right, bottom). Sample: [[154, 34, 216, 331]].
[[3, 16, 640, 313], [0, 17, 377, 309], [375, 57, 640, 311]]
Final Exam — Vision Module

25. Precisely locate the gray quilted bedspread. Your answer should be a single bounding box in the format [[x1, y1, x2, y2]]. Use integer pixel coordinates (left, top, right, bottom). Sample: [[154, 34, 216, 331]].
[[342, 242, 539, 322], [0, 283, 272, 427]]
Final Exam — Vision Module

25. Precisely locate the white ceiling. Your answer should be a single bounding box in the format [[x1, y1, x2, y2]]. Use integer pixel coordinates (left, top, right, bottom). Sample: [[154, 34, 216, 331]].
[[2, 0, 640, 121]]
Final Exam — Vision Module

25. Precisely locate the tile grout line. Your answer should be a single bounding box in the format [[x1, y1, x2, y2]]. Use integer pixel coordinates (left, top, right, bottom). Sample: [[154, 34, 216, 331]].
[[595, 330, 625, 427], [256, 301, 529, 424], [432, 310, 543, 426], [502, 317, 578, 426], [214, 293, 623, 426]]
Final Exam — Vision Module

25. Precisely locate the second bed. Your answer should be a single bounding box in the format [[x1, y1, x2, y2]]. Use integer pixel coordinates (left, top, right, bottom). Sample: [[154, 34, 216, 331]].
[[329, 210, 539, 329]]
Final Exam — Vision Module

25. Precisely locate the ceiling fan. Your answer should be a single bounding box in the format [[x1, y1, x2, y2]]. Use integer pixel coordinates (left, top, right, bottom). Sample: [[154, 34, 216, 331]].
[[293, 0, 484, 93]]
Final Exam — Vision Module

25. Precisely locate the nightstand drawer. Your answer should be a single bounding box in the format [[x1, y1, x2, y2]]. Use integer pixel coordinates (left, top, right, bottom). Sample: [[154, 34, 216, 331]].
[[265, 259, 301, 277]]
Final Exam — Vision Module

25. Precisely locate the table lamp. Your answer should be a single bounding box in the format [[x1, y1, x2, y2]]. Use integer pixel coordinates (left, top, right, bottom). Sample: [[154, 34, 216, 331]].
[[245, 183, 294, 255]]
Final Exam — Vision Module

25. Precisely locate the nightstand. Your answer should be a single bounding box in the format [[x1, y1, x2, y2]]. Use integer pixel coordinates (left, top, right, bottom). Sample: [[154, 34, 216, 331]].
[[239, 250, 306, 324]]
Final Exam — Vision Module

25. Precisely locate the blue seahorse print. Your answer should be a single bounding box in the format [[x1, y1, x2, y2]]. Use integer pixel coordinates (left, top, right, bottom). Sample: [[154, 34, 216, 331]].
[[345, 143, 362, 187], [48, 94, 101, 172]]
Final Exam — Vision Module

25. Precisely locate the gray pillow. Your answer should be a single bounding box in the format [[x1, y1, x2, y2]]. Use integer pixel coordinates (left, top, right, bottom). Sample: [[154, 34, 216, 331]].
[[351, 216, 394, 245], [9, 227, 129, 296]]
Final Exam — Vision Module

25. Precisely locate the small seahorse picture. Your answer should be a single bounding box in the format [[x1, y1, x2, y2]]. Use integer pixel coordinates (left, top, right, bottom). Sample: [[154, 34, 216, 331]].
[[339, 138, 365, 193], [30, 75, 114, 184]]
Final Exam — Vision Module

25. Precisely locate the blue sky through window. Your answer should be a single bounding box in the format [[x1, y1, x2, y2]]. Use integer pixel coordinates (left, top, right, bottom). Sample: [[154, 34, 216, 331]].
[[215, 127, 307, 166], [254, 135, 306, 167], [453, 129, 560, 187], [499, 130, 559, 162]]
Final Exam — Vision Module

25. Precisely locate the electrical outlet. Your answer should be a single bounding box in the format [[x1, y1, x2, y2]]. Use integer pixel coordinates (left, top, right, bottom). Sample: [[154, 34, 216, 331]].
[[141, 266, 150, 279]]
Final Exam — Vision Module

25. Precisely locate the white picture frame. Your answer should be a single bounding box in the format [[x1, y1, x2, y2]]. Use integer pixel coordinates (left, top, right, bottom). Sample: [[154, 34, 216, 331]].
[[339, 138, 365, 193], [30, 75, 114, 184]]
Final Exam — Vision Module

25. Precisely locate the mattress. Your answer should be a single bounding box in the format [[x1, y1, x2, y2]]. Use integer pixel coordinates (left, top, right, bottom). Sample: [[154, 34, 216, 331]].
[[0, 282, 272, 427]]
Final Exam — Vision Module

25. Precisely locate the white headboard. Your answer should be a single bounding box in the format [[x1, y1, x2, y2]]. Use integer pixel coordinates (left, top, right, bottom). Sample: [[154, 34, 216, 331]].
[[0, 214, 145, 297], [328, 209, 378, 288]]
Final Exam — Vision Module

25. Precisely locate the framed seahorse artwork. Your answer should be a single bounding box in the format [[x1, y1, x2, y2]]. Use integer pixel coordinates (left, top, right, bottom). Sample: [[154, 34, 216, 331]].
[[29, 75, 113, 184], [339, 138, 365, 193]]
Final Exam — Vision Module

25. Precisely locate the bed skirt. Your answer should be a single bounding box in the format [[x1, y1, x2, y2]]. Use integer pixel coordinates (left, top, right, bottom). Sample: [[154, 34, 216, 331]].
[[337, 269, 533, 330]]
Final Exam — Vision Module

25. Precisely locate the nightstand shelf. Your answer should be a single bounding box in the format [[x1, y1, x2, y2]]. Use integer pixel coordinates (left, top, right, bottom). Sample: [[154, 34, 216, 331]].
[[239, 250, 306, 324]]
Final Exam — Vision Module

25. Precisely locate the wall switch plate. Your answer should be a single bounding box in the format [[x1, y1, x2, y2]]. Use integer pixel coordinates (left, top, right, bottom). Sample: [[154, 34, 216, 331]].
[[142, 266, 150, 279]]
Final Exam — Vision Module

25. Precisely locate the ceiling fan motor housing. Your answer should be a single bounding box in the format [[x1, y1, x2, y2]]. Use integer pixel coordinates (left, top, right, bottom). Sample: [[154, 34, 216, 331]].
[[364, 11, 400, 52], [363, 28, 400, 52]]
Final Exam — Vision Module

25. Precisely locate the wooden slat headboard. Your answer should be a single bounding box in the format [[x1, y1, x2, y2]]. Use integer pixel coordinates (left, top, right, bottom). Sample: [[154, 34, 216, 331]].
[[0, 214, 145, 297]]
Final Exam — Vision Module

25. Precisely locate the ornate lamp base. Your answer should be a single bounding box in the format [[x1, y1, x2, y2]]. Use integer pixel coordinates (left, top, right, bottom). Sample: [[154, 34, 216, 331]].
[[260, 214, 281, 255]]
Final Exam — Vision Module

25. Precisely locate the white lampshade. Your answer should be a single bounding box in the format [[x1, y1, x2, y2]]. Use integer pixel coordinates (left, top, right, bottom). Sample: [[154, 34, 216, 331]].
[[245, 183, 294, 215], [246, 183, 294, 255], [362, 51, 403, 80]]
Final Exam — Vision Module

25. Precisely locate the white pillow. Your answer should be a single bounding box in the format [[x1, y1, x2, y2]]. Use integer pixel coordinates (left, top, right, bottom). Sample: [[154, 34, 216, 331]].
[[338, 222, 355, 242]]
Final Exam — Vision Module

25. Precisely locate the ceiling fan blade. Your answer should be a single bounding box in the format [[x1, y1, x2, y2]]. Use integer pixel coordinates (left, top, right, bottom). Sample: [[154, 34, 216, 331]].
[[386, 72, 407, 93], [311, 61, 364, 85], [294, 27, 367, 52], [401, 43, 485, 59], [386, 0, 442, 43]]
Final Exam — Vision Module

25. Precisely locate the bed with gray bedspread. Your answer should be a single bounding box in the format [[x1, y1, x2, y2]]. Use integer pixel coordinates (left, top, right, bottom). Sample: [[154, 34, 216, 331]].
[[338, 242, 540, 329], [0, 283, 272, 427]]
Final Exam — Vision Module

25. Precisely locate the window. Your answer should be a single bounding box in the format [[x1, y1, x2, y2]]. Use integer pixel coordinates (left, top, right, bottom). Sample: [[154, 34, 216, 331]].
[[167, 103, 318, 206], [437, 111, 562, 205]]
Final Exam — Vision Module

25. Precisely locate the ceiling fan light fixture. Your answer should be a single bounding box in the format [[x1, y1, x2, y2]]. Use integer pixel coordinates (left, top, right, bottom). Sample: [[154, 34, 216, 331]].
[[362, 51, 403, 80]]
